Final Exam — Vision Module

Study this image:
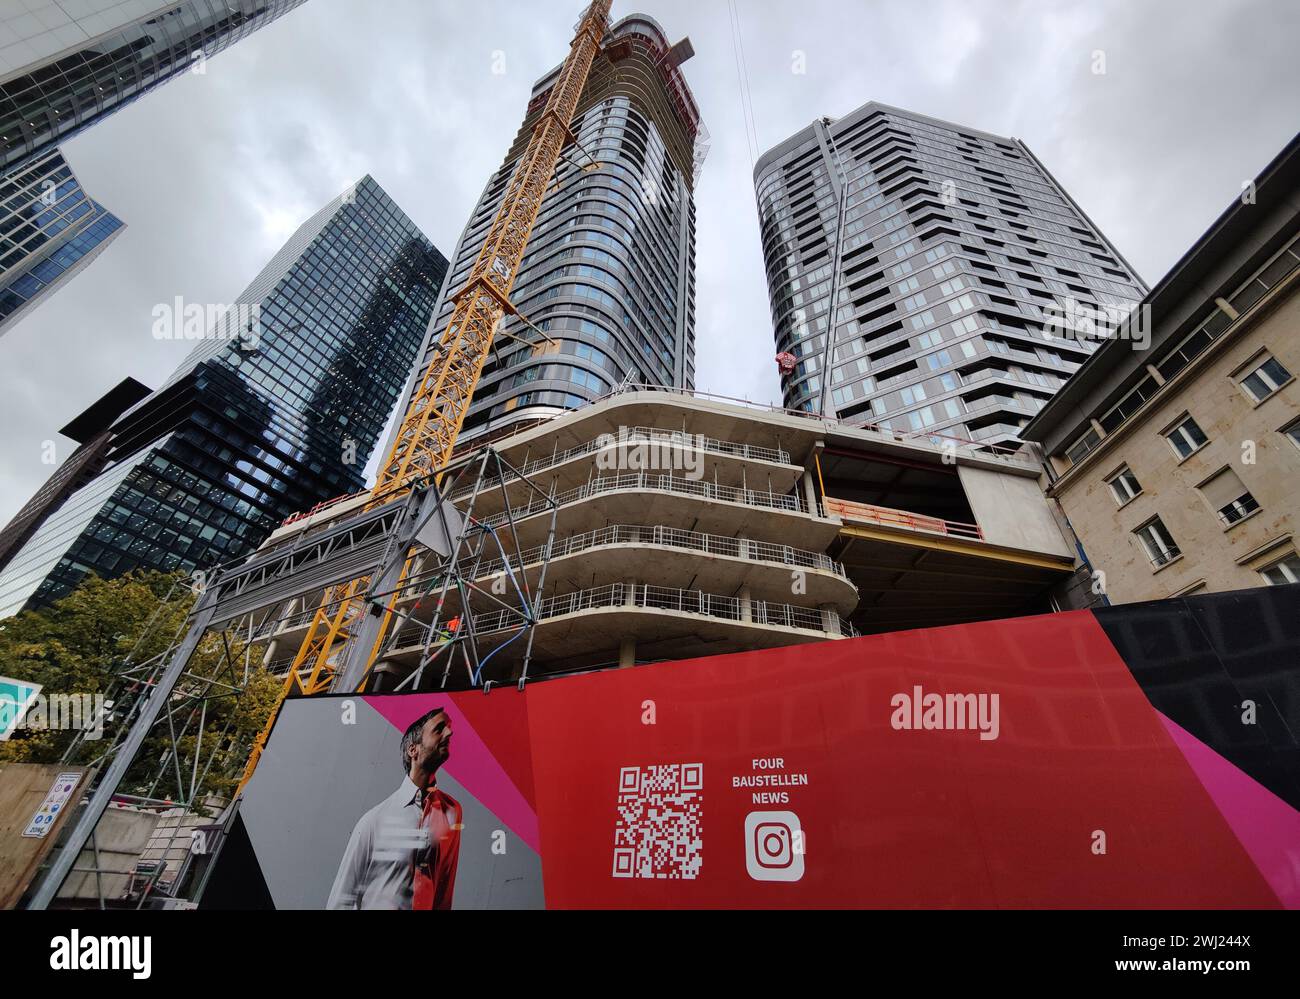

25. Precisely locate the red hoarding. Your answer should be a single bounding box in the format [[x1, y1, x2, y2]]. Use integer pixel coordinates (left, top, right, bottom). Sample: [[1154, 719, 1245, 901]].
[[223, 588, 1300, 909]]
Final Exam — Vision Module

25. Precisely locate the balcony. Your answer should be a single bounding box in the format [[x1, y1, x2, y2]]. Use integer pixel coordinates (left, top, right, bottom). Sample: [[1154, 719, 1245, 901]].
[[374, 582, 859, 684], [478, 470, 816, 529], [966, 422, 1025, 444], [473, 524, 844, 577], [452, 425, 794, 503], [452, 421, 804, 516], [398, 522, 859, 615], [960, 366, 1010, 385], [446, 469, 839, 557], [446, 583, 860, 638]]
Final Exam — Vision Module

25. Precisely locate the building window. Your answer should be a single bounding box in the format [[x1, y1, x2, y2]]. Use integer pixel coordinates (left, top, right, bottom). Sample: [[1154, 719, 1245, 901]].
[[1065, 427, 1100, 465], [1134, 518, 1180, 567], [1237, 355, 1292, 403], [1216, 494, 1260, 525], [1165, 415, 1208, 460], [1259, 554, 1300, 585], [1197, 467, 1259, 527], [1106, 466, 1142, 505], [1282, 418, 1300, 451]]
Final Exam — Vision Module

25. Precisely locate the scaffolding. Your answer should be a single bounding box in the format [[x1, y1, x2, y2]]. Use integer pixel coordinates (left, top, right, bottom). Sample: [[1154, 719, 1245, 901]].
[[25, 448, 557, 909]]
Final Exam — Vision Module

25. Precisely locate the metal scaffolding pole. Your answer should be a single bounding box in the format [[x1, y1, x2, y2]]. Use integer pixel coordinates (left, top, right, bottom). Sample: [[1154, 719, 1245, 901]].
[[28, 584, 220, 909], [23, 444, 559, 908]]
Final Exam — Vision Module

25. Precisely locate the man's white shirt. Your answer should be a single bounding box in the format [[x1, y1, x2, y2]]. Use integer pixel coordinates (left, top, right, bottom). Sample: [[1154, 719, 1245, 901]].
[[327, 776, 432, 909]]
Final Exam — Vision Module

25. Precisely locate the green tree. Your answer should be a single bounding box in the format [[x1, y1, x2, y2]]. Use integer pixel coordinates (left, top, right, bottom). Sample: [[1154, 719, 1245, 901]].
[[0, 570, 277, 802]]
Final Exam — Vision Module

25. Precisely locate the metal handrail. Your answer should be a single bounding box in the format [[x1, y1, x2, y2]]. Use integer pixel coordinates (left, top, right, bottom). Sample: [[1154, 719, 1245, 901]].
[[591, 383, 1029, 459], [477, 471, 808, 530], [490, 425, 793, 480], [385, 582, 858, 650], [470, 524, 849, 579]]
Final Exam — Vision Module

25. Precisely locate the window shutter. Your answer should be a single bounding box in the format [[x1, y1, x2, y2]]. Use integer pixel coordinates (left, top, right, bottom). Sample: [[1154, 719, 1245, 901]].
[[1198, 467, 1247, 510]]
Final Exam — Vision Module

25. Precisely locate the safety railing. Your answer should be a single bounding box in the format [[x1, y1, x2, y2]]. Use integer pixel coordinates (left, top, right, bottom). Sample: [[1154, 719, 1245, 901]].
[[470, 524, 849, 580], [592, 383, 1030, 460], [387, 581, 858, 650], [477, 472, 808, 529], [519, 426, 789, 475], [277, 491, 367, 528], [448, 426, 793, 505]]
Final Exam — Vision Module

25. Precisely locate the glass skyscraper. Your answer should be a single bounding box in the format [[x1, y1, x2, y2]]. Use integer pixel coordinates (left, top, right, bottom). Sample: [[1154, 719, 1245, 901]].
[[0, 1, 304, 337], [396, 14, 704, 450], [0, 176, 447, 617], [0, 0, 307, 175], [0, 146, 123, 337], [754, 102, 1146, 448]]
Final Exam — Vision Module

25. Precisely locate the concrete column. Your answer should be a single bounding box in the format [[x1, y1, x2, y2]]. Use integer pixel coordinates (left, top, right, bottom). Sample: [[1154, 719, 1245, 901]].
[[1214, 296, 1240, 320], [740, 585, 753, 623], [802, 469, 819, 516], [624, 579, 637, 606], [619, 637, 636, 668], [369, 658, 403, 693], [820, 603, 842, 637]]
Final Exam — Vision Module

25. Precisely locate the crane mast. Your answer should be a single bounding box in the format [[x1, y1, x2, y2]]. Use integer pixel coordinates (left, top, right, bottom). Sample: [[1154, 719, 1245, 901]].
[[238, 0, 614, 789]]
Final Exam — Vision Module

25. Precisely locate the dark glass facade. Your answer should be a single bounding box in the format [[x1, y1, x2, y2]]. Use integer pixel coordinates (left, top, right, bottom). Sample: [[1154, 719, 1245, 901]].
[[0, 377, 151, 575], [0, 0, 306, 175], [0, 147, 123, 337], [754, 103, 1147, 448], [394, 14, 703, 450], [0, 176, 447, 616]]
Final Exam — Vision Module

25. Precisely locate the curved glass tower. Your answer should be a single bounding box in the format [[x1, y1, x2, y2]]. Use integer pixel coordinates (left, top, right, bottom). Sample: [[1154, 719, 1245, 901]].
[[397, 14, 704, 449]]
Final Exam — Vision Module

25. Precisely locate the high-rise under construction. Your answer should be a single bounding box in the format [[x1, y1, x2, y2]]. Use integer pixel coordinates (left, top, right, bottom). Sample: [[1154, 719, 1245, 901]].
[[391, 13, 706, 453]]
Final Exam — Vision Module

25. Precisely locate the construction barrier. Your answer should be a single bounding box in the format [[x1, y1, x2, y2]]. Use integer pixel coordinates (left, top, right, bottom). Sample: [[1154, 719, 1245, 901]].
[[204, 583, 1300, 909]]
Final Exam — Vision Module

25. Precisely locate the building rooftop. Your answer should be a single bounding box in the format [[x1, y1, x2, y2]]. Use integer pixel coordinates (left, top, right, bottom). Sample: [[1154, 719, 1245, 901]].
[[58, 377, 152, 444]]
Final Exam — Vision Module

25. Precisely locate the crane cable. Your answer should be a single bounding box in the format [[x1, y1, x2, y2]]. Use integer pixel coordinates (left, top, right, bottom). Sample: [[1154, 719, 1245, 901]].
[[727, 0, 759, 170]]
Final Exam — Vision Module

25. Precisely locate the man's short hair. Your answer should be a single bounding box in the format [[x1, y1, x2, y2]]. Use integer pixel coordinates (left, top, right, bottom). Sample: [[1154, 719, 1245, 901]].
[[400, 706, 448, 774]]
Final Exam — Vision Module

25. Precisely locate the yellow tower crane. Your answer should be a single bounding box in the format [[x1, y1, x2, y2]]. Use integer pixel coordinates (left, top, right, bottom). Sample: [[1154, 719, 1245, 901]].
[[238, 0, 614, 790]]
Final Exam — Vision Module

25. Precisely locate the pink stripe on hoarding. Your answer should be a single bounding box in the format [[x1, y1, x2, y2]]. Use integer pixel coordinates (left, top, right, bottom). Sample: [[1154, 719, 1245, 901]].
[[1159, 712, 1300, 908], [365, 696, 540, 854]]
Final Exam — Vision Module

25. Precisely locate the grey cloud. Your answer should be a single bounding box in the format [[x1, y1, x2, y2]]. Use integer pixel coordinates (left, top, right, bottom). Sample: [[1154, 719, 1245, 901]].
[[2, 0, 1296, 524]]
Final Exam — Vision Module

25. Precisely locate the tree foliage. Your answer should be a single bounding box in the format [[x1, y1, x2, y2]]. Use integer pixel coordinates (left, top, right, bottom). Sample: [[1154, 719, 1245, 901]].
[[0, 570, 280, 802]]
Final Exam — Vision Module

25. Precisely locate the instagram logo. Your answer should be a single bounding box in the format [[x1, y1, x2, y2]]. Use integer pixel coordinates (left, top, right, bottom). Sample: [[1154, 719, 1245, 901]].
[[744, 811, 805, 882]]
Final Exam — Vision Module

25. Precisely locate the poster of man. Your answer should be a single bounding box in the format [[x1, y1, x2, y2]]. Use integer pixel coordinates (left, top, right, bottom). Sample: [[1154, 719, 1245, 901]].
[[327, 707, 462, 909]]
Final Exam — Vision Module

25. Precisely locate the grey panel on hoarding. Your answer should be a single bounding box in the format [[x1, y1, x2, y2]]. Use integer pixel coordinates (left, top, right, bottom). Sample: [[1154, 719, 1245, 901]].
[[238, 697, 544, 910]]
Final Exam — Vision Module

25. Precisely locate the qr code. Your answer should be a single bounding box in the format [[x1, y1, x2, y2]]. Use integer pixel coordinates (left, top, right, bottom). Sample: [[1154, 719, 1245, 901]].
[[612, 763, 703, 880]]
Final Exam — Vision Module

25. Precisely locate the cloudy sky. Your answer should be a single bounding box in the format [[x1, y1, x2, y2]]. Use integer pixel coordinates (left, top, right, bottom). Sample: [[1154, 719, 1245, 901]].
[[1, 0, 1297, 525]]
